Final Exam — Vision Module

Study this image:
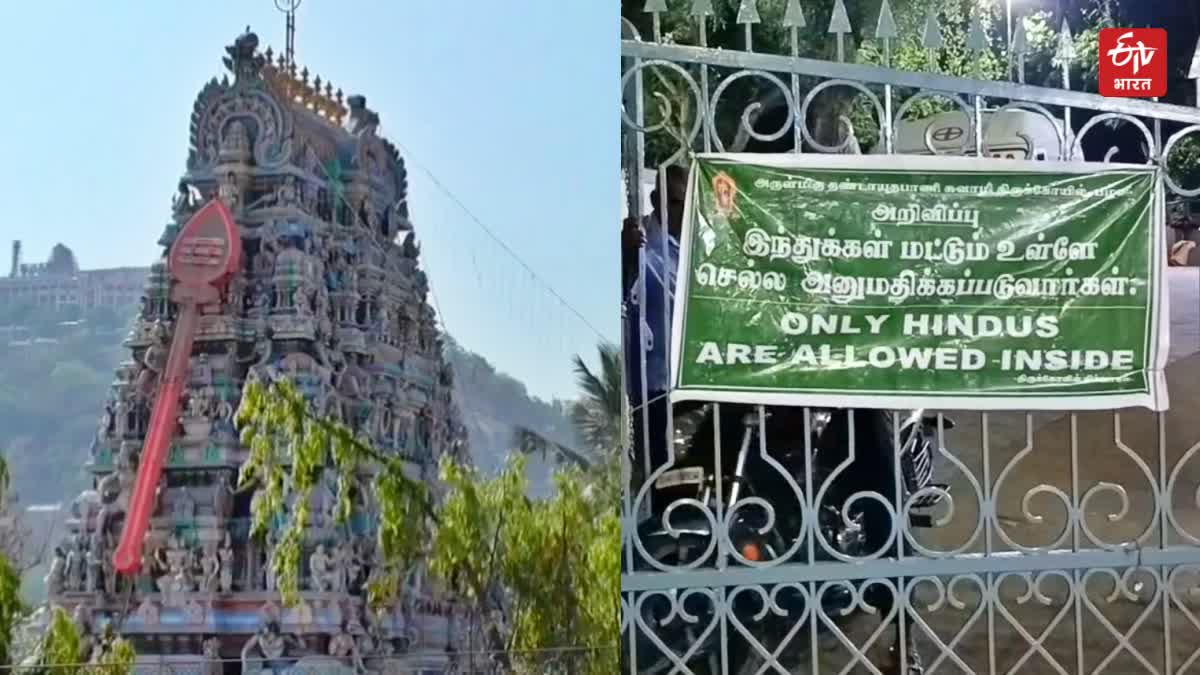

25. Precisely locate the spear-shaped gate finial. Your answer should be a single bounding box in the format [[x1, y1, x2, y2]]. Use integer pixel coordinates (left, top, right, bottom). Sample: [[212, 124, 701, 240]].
[[875, 0, 897, 66], [1012, 19, 1031, 83], [966, 11, 989, 77], [783, 0, 806, 29], [921, 10, 944, 67], [1188, 35, 1200, 107], [784, 0, 806, 56], [737, 0, 761, 51], [828, 0, 852, 62], [1055, 17, 1076, 90]]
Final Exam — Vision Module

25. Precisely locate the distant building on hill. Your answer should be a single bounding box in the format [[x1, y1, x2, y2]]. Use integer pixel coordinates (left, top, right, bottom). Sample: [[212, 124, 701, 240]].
[[0, 240, 146, 310]]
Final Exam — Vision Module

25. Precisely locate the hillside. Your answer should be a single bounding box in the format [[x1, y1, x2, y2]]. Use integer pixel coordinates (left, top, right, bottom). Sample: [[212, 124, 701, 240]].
[[0, 303, 576, 511]]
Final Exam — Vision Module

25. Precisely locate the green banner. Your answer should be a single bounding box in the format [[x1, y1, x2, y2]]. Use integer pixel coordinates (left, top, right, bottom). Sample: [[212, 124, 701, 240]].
[[670, 155, 1168, 411]]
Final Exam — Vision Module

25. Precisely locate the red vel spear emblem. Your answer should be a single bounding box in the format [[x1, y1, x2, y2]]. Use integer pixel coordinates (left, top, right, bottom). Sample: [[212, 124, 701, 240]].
[[112, 200, 241, 575]]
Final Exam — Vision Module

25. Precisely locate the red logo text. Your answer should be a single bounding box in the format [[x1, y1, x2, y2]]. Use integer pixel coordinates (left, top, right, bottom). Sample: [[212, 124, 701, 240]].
[[1098, 28, 1167, 98]]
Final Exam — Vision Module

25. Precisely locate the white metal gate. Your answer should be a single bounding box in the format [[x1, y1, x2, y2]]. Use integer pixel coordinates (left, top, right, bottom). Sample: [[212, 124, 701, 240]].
[[619, 2, 1200, 673]]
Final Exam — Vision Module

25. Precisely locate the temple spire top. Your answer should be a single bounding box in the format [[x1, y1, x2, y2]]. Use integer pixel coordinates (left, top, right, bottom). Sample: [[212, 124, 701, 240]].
[[275, 0, 302, 70]]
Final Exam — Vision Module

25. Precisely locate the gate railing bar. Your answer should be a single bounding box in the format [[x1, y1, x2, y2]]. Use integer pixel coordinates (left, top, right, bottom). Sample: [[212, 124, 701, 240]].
[[622, 546, 1200, 592], [621, 41, 1200, 126]]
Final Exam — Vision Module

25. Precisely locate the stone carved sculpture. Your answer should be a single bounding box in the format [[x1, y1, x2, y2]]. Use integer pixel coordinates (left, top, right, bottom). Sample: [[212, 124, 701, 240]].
[[185, 599, 207, 624], [45, 546, 66, 596], [97, 401, 115, 447], [345, 539, 366, 592], [309, 544, 337, 592], [173, 179, 198, 221], [159, 534, 195, 605], [187, 386, 214, 418], [275, 175, 300, 209], [202, 637, 223, 675], [214, 472, 234, 520], [262, 534, 279, 592], [200, 545, 221, 593], [328, 621, 366, 671], [174, 487, 197, 522], [218, 172, 241, 211], [219, 534, 235, 593], [214, 397, 237, 439], [84, 530, 107, 594], [241, 620, 302, 673], [137, 598, 161, 626], [97, 529, 116, 596], [221, 120, 252, 161], [64, 536, 86, 592], [135, 321, 170, 397]]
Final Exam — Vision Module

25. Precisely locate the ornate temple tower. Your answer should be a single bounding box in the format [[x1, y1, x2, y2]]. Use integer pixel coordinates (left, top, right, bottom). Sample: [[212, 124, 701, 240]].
[[47, 30, 471, 673]]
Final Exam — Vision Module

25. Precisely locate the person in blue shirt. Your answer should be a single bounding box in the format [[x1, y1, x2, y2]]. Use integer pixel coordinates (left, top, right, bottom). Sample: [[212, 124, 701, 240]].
[[622, 166, 699, 482]]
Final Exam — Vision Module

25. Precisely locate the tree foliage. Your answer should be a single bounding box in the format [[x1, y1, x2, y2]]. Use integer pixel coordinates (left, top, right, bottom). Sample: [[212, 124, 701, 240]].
[[21, 606, 135, 674], [431, 458, 619, 674], [0, 531, 22, 667], [36, 608, 81, 671], [567, 342, 624, 454], [235, 378, 619, 672], [0, 453, 29, 666], [236, 378, 431, 605]]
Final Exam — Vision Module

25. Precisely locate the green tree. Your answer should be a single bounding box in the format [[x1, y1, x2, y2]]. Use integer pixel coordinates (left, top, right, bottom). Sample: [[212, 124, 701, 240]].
[[567, 342, 623, 453], [432, 458, 618, 674], [0, 451, 132, 671], [23, 606, 135, 674], [235, 378, 618, 673], [236, 378, 431, 604], [35, 608, 81, 670], [0, 532, 21, 667], [0, 455, 28, 666]]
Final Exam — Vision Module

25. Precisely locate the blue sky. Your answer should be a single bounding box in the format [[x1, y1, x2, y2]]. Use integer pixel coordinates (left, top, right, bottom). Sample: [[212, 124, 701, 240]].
[[0, 1, 618, 401]]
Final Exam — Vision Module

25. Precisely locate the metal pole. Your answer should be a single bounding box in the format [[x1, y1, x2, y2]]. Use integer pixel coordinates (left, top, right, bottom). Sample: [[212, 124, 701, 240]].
[[1007, 0, 1014, 78], [1007, 0, 1013, 44]]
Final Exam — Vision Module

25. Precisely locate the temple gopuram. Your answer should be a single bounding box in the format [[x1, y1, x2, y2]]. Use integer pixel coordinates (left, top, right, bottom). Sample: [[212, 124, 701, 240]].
[[45, 29, 471, 674]]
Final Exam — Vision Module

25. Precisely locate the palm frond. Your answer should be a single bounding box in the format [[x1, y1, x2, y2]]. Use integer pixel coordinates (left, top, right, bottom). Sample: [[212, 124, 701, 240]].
[[569, 342, 624, 452]]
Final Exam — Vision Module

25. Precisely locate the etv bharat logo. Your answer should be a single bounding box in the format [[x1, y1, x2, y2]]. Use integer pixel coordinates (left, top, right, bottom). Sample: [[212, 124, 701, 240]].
[[1099, 28, 1167, 98]]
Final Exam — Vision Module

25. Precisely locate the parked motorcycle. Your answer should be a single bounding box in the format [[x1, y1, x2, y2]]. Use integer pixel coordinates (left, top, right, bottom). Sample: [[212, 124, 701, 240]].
[[626, 404, 950, 675]]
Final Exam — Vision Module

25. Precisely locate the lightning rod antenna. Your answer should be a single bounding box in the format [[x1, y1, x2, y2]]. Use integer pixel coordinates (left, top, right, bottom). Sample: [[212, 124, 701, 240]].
[[274, 0, 302, 70]]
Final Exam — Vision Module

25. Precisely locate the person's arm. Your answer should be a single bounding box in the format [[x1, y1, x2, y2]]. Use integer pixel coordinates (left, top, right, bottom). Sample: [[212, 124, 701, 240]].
[[621, 217, 644, 300]]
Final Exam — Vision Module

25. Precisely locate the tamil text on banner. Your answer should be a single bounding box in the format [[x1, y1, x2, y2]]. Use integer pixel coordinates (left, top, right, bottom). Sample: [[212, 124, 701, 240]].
[[668, 154, 1168, 411]]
